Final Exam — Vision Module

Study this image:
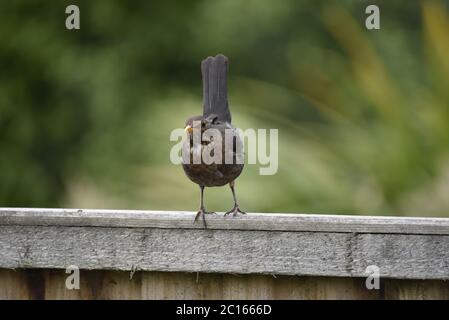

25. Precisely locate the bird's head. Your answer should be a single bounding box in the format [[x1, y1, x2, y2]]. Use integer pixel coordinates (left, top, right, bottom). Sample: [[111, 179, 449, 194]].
[[184, 115, 203, 134], [184, 114, 220, 134]]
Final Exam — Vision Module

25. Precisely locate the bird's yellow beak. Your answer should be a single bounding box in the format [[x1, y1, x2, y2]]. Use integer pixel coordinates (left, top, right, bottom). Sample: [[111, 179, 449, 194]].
[[184, 125, 193, 134]]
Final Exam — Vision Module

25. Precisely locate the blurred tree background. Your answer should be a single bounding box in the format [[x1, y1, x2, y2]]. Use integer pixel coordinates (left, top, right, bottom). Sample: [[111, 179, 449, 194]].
[[1, 0, 449, 217]]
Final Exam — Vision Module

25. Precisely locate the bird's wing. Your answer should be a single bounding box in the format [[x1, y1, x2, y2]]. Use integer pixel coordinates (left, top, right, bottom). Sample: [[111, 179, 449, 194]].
[[201, 54, 232, 124]]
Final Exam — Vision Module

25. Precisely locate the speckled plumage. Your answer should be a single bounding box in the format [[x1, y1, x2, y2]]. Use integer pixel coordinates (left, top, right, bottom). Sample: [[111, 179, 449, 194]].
[[182, 117, 243, 187]]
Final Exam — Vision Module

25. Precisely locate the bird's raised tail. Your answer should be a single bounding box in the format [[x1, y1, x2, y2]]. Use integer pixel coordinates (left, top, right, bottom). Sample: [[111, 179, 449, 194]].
[[201, 54, 232, 124]]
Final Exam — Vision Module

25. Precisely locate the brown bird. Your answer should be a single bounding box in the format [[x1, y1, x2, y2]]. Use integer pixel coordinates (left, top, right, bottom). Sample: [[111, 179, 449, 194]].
[[182, 54, 245, 228]]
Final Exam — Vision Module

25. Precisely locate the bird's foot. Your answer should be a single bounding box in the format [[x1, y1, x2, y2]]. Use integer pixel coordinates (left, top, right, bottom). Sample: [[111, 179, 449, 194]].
[[224, 205, 246, 217], [194, 208, 216, 228]]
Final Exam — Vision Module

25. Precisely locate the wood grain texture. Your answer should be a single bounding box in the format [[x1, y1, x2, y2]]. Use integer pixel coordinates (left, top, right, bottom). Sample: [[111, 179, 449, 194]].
[[0, 225, 448, 279], [2, 208, 449, 235], [1, 269, 448, 300], [1, 208, 447, 299]]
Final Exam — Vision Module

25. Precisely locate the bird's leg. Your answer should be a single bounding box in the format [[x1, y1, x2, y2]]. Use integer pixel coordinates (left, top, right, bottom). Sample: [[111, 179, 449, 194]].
[[225, 181, 246, 217], [194, 185, 215, 228]]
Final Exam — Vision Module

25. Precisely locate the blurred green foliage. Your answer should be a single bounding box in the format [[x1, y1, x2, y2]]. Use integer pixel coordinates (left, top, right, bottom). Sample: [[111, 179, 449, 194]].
[[1, 0, 449, 216]]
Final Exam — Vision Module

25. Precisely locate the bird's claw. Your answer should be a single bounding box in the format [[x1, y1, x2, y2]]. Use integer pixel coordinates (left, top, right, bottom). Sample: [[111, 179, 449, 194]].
[[224, 205, 246, 217], [194, 208, 216, 228], [194, 210, 216, 221]]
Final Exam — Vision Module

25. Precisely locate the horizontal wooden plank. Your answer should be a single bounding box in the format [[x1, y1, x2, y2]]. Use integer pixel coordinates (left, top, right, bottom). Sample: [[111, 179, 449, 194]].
[[1, 208, 449, 235], [0, 224, 448, 279], [1, 208, 448, 279]]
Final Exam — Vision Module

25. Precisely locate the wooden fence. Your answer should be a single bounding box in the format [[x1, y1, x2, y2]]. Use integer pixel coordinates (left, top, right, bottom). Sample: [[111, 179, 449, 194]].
[[1, 208, 448, 299]]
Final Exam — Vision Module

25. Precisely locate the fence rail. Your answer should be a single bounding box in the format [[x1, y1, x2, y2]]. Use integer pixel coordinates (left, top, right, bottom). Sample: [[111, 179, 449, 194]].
[[1, 208, 449, 299]]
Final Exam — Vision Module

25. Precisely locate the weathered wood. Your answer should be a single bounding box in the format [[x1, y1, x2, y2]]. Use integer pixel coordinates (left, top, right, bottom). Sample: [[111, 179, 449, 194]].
[[0, 226, 448, 280], [1, 208, 449, 299], [1, 269, 448, 300], [1, 208, 448, 280], [1, 208, 449, 235]]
